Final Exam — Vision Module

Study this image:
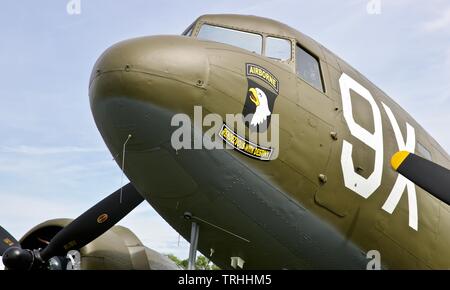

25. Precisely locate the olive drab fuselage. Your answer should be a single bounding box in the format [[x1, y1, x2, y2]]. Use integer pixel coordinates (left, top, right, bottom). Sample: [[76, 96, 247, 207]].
[[89, 14, 450, 269]]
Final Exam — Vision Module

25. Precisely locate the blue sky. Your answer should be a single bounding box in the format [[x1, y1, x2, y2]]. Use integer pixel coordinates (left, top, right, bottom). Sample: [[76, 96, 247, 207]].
[[0, 0, 449, 268]]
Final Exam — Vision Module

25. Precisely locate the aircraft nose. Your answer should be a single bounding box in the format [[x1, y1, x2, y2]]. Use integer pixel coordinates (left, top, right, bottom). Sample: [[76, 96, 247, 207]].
[[89, 35, 209, 153], [89, 35, 209, 105]]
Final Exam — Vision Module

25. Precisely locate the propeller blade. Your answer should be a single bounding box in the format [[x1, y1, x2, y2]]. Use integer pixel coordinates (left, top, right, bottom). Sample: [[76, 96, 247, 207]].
[[40, 183, 144, 260], [391, 151, 450, 205], [0, 226, 20, 255]]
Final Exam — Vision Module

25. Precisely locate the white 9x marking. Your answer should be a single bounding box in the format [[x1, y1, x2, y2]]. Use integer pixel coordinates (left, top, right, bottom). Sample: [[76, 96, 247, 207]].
[[339, 73, 418, 231]]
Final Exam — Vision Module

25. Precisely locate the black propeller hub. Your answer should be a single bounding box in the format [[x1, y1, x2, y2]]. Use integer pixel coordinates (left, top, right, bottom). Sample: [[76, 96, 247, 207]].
[[2, 247, 34, 270]]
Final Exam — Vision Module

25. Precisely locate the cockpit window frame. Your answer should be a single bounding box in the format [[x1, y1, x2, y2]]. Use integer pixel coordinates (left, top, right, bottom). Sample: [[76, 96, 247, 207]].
[[194, 21, 264, 40], [190, 18, 329, 93], [295, 42, 325, 93], [182, 22, 195, 36], [264, 35, 293, 63], [194, 21, 297, 65], [196, 22, 264, 55]]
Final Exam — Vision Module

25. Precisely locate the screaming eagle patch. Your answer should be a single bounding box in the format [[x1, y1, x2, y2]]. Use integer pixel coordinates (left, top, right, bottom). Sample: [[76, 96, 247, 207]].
[[243, 64, 280, 131], [219, 124, 273, 161], [219, 63, 279, 161], [246, 63, 279, 93]]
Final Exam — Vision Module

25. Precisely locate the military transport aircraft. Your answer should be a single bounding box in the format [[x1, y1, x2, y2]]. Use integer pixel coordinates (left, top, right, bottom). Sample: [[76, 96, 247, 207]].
[[1, 14, 450, 270]]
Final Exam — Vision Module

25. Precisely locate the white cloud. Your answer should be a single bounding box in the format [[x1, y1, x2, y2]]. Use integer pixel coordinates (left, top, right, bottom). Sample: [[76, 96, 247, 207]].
[[0, 192, 85, 235], [0, 146, 106, 155], [422, 7, 450, 32], [446, 47, 450, 68]]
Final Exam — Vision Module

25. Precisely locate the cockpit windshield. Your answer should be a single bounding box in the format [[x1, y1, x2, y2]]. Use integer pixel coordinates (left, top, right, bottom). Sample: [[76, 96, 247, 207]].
[[188, 22, 292, 62], [265, 37, 291, 61], [197, 24, 262, 54]]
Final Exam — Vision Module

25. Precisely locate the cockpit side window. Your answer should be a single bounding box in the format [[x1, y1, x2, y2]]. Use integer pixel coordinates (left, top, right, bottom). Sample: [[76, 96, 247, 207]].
[[265, 37, 291, 61], [197, 24, 262, 54], [295, 44, 324, 92]]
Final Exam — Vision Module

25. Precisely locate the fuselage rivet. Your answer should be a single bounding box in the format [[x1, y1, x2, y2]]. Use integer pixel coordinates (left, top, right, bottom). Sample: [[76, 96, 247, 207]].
[[184, 212, 193, 220], [330, 132, 338, 140], [318, 174, 328, 184]]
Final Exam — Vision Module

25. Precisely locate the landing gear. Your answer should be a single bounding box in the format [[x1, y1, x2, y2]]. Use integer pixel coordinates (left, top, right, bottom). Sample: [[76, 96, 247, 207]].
[[185, 212, 199, 270]]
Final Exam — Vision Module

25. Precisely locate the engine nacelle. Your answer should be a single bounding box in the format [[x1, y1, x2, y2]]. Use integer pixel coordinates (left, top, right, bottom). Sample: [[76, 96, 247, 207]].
[[19, 218, 178, 270]]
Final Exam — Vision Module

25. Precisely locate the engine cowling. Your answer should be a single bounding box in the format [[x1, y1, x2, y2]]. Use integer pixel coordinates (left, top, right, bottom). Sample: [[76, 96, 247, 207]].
[[18, 218, 178, 270]]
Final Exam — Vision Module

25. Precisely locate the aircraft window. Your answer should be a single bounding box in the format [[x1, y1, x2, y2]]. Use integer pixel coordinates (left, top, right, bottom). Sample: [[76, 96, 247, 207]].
[[265, 37, 291, 61], [295, 45, 324, 92], [416, 142, 432, 161], [197, 24, 262, 54]]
